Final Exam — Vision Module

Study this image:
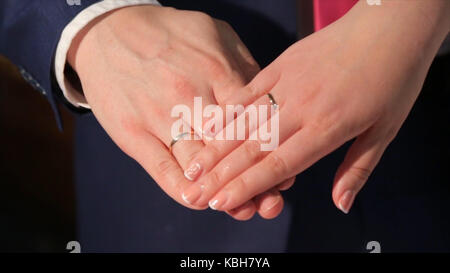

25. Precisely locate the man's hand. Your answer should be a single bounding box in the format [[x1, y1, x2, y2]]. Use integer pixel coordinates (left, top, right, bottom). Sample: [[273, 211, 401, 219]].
[[67, 5, 289, 219]]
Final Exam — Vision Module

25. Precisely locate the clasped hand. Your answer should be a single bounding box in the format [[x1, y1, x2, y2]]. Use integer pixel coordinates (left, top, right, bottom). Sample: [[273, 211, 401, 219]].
[[68, 3, 450, 220]]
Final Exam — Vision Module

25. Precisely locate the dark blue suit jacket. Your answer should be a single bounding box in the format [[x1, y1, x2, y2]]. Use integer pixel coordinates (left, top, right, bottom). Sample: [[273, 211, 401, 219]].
[[0, 0, 103, 128], [2, 0, 450, 252]]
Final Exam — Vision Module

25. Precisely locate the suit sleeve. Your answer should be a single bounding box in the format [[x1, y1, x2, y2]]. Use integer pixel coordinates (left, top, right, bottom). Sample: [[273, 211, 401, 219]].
[[55, 0, 161, 110], [0, 0, 103, 129]]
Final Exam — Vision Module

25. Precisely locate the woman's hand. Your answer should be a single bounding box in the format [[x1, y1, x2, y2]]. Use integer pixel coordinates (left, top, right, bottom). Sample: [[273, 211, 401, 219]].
[[181, 0, 450, 214], [68, 5, 288, 219]]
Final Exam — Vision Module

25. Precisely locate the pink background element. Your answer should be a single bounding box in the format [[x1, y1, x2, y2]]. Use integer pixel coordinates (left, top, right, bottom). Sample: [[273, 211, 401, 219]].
[[314, 0, 358, 31]]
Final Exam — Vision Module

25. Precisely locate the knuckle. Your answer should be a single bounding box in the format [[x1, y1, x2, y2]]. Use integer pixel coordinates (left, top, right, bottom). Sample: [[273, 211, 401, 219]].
[[205, 57, 227, 78], [156, 159, 176, 177], [189, 11, 214, 25], [155, 45, 175, 60], [309, 111, 340, 134], [243, 140, 264, 162], [265, 153, 289, 177], [204, 143, 222, 161], [184, 149, 198, 165], [244, 82, 258, 98], [120, 116, 141, 135], [228, 175, 249, 196], [205, 170, 222, 189], [172, 74, 195, 99], [348, 166, 372, 182]]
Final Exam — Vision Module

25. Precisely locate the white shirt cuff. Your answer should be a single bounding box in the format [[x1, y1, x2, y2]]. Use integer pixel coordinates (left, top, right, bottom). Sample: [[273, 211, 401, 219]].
[[54, 0, 161, 109]]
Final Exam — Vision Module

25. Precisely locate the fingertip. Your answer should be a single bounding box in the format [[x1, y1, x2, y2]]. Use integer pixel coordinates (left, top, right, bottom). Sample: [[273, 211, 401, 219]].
[[226, 200, 257, 221], [337, 190, 356, 214], [184, 162, 202, 181], [332, 173, 357, 215], [256, 191, 284, 219], [178, 198, 209, 211], [259, 198, 283, 219]]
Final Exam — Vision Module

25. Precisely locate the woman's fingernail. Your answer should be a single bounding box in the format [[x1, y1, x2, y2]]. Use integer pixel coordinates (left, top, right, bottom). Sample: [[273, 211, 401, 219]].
[[261, 195, 282, 213], [181, 193, 191, 204], [181, 185, 203, 205], [184, 163, 202, 181], [338, 190, 356, 214], [209, 199, 219, 210], [209, 192, 228, 210]]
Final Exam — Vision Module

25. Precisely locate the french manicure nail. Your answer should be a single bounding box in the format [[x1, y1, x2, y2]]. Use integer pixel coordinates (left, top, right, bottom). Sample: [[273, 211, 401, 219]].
[[182, 193, 191, 204], [209, 199, 219, 210], [209, 192, 228, 210], [184, 163, 202, 181], [338, 190, 356, 214], [261, 195, 282, 213]]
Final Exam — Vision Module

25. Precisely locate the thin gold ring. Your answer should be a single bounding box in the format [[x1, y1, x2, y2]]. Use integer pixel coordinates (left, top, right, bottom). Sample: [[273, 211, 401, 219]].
[[169, 130, 194, 154], [267, 93, 278, 110]]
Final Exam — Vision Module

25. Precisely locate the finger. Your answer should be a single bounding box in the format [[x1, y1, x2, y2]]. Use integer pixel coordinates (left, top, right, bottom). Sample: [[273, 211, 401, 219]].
[[172, 43, 260, 180], [183, 31, 270, 215], [213, 19, 261, 103], [147, 91, 215, 171], [254, 190, 284, 219], [201, 51, 258, 143], [181, 105, 299, 207], [151, 116, 205, 172], [277, 176, 296, 191], [220, 60, 281, 107], [188, 49, 253, 142], [182, 85, 287, 184], [225, 200, 257, 221], [226, 177, 291, 221], [180, 81, 251, 181], [207, 125, 346, 211], [171, 137, 205, 169], [332, 128, 391, 214], [221, 22, 261, 83], [125, 128, 207, 210], [254, 178, 294, 218], [182, 58, 281, 182]]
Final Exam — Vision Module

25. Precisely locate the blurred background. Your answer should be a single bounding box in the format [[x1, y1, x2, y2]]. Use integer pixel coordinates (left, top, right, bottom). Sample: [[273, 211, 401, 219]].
[[0, 55, 75, 252]]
